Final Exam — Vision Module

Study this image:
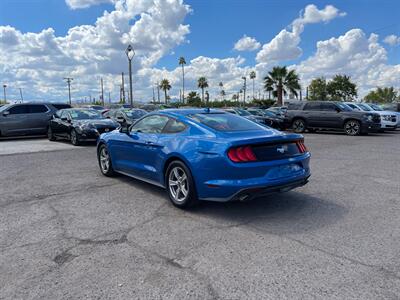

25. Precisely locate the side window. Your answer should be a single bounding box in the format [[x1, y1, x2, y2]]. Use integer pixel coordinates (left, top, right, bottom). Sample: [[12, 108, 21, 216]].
[[8, 105, 29, 114], [54, 111, 62, 118], [131, 115, 169, 133], [28, 105, 48, 113], [320, 103, 336, 111], [163, 119, 187, 134], [303, 103, 321, 111]]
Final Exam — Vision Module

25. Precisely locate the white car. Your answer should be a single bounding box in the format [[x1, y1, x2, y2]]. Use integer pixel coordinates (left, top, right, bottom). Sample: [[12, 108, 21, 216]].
[[345, 102, 397, 131]]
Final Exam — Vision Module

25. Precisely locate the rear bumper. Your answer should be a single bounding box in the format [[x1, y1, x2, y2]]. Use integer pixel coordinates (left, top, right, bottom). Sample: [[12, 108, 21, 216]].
[[198, 154, 311, 202]]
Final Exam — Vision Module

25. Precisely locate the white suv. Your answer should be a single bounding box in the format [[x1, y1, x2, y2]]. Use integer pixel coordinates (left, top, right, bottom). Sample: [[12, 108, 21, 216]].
[[345, 102, 397, 131]]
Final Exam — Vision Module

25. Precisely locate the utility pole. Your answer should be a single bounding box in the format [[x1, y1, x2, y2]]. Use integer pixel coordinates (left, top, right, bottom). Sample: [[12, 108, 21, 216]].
[[152, 86, 155, 103], [19, 88, 23, 102], [108, 91, 111, 104], [63, 78, 73, 105], [2, 84, 7, 103], [121, 72, 125, 103], [100, 78, 104, 106], [242, 76, 247, 106]]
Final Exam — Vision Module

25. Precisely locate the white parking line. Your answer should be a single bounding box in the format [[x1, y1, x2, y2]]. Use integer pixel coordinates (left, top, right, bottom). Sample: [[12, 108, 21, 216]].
[[0, 138, 81, 155]]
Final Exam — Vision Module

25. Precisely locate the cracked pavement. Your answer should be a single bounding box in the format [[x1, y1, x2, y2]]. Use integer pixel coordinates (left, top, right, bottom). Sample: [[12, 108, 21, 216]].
[[0, 131, 400, 299]]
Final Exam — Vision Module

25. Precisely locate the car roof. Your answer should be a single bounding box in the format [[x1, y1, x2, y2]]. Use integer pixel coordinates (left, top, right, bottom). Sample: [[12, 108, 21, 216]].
[[157, 108, 226, 117]]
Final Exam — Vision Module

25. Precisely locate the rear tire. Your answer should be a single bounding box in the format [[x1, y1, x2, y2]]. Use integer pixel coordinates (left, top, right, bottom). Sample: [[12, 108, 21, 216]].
[[98, 144, 115, 177], [292, 118, 306, 133], [344, 120, 361, 136], [166, 161, 198, 209], [47, 127, 55, 141], [70, 129, 80, 146]]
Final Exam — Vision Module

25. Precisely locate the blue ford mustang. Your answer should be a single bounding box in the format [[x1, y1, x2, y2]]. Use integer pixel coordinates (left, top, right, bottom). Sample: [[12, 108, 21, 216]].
[[97, 108, 311, 208]]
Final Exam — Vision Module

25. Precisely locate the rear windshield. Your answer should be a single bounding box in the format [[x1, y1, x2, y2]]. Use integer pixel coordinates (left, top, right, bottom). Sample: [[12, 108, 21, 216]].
[[70, 110, 104, 120], [188, 113, 263, 132]]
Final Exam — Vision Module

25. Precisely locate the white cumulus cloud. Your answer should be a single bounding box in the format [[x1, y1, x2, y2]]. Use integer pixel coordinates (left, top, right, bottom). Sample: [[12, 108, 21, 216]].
[[383, 34, 400, 46], [65, 0, 115, 9], [256, 4, 345, 64], [233, 35, 261, 51]]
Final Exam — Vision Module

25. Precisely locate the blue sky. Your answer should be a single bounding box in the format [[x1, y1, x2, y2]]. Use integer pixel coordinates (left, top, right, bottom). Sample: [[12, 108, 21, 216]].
[[0, 0, 399, 102]]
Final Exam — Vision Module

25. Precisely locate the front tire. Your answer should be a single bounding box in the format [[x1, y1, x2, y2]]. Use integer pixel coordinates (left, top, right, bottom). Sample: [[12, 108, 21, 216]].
[[98, 144, 115, 176], [344, 120, 361, 136], [166, 161, 198, 208], [292, 118, 306, 133], [47, 127, 55, 141], [70, 129, 80, 146]]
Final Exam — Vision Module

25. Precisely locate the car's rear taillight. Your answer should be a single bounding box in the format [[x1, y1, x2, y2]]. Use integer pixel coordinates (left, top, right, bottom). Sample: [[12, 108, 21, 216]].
[[296, 140, 308, 153], [228, 146, 257, 162]]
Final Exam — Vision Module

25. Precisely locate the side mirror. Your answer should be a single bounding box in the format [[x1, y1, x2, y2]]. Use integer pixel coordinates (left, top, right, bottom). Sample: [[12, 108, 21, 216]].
[[61, 116, 68, 121], [120, 125, 129, 134], [335, 107, 341, 113], [3, 111, 10, 117], [116, 117, 125, 123]]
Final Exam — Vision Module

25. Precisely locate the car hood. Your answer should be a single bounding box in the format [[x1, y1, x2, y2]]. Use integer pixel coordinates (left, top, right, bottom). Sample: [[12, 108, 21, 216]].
[[75, 119, 118, 127]]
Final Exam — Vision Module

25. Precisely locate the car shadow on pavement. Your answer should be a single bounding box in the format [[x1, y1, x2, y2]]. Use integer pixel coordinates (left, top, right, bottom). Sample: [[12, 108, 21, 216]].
[[190, 191, 348, 235], [115, 174, 347, 235]]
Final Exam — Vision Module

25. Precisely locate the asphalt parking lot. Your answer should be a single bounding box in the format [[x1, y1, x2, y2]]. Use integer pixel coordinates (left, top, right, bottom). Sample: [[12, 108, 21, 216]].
[[1, 131, 399, 299]]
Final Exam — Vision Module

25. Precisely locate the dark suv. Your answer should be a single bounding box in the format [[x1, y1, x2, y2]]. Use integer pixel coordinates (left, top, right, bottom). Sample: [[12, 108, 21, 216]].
[[285, 101, 381, 136], [0, 103, 71, 137]]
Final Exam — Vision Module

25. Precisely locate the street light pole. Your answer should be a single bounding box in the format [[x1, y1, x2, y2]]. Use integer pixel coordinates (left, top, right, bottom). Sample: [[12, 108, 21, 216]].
[[3, 84, 7, 103], [63, 77, 73, 105], [19, 88, 23, 103], [100, 78, 104, 106], [242, 76, 247, 106], [125, 44, 135, 107]]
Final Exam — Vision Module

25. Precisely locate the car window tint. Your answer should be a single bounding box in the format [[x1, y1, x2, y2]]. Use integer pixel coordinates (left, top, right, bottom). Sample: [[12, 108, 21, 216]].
[[163, 119, 187, 134], [303, 103, 321, 111], [52, 104, 71, 110], [131, 115, 169, 133], [8, 105, 29, 114], [28, 105, 48, 113], [320, 103, 336, 111], [188, 113, 262, 132]]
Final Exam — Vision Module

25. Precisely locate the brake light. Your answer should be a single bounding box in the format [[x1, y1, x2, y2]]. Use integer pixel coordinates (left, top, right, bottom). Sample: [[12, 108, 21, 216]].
[[296, 140, 308, 153], [228, 146, 257, 162]]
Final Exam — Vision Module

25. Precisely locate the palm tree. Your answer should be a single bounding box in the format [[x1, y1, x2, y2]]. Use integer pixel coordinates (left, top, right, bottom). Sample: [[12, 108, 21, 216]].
[[219, 82, 223, 100], [179, 57, 186, 103], [263, 66, 301, 106], [197, 77, 208, 103], [160, 79, 171, 104], [249, 71, 256, 100]]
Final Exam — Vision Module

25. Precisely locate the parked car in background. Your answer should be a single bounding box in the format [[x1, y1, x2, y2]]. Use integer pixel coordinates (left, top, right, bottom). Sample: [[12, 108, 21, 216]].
[[345, 102, 397, 131], [0, 102, 71, 137], [104, 108, 147, 126], [267, 106, 288, 117], [247, 108, 286, 129], [285, 101, 381, 136], [381, 102, 400, 128], [223, 108, 266, 125], [97, 109, 310, 208], [48, 108, 119, 145]]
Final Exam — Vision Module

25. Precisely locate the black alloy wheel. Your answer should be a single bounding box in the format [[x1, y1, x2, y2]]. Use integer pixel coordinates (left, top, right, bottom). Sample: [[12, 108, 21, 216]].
[[292, 119, 306, 133]]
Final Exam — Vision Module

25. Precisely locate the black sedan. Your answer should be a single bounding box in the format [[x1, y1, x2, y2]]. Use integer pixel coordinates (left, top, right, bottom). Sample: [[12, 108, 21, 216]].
[[104, 108, 147, 126], [247, 108, 286, 129], [47, 108, 119, 145]]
